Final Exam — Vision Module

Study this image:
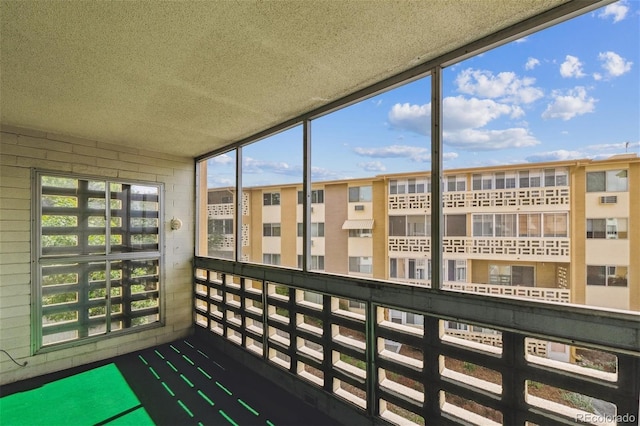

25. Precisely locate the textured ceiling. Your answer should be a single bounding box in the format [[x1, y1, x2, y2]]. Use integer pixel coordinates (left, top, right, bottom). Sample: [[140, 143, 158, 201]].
[[1, 0, 597, 158]]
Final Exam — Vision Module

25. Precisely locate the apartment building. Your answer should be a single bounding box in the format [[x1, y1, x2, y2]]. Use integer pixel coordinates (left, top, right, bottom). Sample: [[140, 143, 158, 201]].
[[207, 153, 639, 313]]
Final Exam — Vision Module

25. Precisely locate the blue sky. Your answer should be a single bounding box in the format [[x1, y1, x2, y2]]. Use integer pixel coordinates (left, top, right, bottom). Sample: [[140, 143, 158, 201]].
[[209, 1, 639, 188]]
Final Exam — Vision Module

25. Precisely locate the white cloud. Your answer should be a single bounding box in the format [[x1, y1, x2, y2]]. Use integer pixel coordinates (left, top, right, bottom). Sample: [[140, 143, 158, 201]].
[[354, 145, 459, 166], [444, 96, 523, 129], [514, 37, 528, 44], [598, 1, 629, 22], [598, 51, 633, 78], [310, 166, 347, 181], [525, 142, 640, 163], [455, 68, 543, 103], [443, 152, 459, 161], [243, 157, 301, 176], [389, 96, 539, 150], [209, 154, 233, 165], [444, 128, 540, 150], [353, 144, 430, 162], [352, 145, 459, 163], [358, 161, 387, 172], [525, 57, 540, 70], [592, 72, 603, 81], [560, 55, 586, 78], [542, 87, 597, 120], [207, 176, 234, 187], [585, 141, 640, 152], [525, 149, 583, 162], [388, 103, 431, 135]]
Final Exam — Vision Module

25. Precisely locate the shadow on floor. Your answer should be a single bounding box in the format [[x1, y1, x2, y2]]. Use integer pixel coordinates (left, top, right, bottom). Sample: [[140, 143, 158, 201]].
[[1, 336, 339, 426]]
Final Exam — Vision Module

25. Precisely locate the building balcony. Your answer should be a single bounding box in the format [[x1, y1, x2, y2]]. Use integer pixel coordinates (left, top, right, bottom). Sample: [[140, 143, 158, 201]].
[[207, 203, 234, 218], [388, 279, 571, 304], [389, 187, 570, 213], [458, 187, 570, 210], [194, 257, 639, 426], [389, 236, 570, 261]]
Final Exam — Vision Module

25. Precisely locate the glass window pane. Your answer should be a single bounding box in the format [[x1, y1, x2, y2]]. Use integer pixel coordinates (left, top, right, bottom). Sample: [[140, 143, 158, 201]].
[[587, 266, 606, 286], [606, 170, 628, 192], [38, 175, 162, 350], [446, 214, 466, 237], [312, 76, 431, 278], [200, 151, 236, 259], [242, 126, 302, 267], [437, 2, 639, 316], [587, 172, 605, 192]]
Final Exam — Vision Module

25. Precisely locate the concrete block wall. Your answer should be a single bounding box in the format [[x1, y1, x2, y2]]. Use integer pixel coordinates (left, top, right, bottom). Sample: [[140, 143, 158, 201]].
[[0, 126, 195, 384]]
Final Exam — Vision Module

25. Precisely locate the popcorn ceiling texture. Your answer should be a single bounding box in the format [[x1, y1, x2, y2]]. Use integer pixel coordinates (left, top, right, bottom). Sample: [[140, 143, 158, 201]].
[[1, 0, 566, 158]]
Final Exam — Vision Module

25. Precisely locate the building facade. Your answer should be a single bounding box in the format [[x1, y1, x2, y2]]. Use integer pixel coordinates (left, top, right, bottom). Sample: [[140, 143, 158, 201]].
[[206, 154, 639, 313]]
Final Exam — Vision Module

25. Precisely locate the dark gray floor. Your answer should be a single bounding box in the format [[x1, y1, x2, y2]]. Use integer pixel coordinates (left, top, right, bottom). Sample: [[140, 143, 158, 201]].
[[1, 336, 339, 426]]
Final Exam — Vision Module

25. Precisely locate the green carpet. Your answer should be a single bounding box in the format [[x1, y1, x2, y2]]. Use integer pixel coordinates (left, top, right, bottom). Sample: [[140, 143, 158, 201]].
[[0, 363, 153, 426]]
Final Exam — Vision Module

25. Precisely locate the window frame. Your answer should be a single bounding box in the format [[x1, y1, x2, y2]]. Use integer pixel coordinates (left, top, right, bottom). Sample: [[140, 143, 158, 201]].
[[445, 175, 466, 192], [263, 223, 281, 237], [33, 170, 164, 352], [472, 173, 493, 190], [348, 256, 372, 274], [586, 170, 628, 192], [263, 192, 281, 206], [586, 265, 628, 287], [297, 189, 324, 204], [348, 186, 372, 202], [263, 253, 281, 265], [489, 264, 535, 286], [298, 255, 325, 270], [587, 218, 628, 239]]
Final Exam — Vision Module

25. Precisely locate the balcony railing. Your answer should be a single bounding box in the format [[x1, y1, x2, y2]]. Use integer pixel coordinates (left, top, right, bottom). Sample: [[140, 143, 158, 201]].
[[463, 187, 570, 209], [388, 279, 571, 304], [389, 236, 570, 260], [207, 203, 234, 217], [443, 282, 570, 303], [207, 193, 250, 218], [389, 187, 570, 212], [193, 257, 639, 426]]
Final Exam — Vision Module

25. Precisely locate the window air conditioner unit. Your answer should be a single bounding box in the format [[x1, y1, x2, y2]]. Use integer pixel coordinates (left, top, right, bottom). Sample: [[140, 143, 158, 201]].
[[354, 205, 365, 211], [599, 196, 617, 204]]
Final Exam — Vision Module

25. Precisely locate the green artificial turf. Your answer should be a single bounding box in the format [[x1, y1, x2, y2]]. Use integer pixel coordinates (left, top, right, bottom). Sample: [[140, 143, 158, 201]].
[[0, 363, 153, 426]]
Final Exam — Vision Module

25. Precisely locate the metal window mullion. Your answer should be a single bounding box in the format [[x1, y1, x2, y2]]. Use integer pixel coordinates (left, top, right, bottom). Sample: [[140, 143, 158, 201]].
[[303, 120, 311, 272], [105, 181, 112, 332], [105, 261, 112, 333], [32, 171, 43, 353], [430, 66, 443, 290], [77, 180, 91, 338], [236, 147, 243, 262], [105, 181, 112, 255], [120, 184, 133, 253]]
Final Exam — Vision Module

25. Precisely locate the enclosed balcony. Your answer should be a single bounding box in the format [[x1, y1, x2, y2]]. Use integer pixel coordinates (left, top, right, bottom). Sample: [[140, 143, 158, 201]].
[[1, 1, 639, 426]]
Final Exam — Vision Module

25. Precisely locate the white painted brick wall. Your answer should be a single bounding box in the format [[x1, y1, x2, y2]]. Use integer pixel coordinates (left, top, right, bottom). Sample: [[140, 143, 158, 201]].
[[0, 126, 196, 384]]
